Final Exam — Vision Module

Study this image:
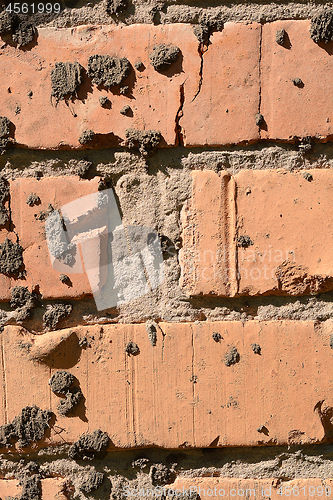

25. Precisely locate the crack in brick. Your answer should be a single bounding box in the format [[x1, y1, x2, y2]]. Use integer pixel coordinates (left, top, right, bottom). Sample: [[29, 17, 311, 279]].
[[0, 335, 7, 425], [175, 82, 185, 146], [190, 43, 206, 104], [191, 323, 195, 446], [258, 23, 263, 136]]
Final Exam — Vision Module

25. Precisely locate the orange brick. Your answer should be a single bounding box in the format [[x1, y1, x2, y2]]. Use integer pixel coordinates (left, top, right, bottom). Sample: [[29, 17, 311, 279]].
[[192, 320, 332, 447], [236, 169, 333, 295], [0, 478, 67, 498], [0, 479, 21, 497], [5, 176, 100, 300], [180, 170, 237, 296], [261, 20, 333, 141], [0, 320, 331, 450], [0, 24, 199, 149], [180, 169, 333, 297], [41, 478, 68, 499], [167, 478, 333, 500], [180, 22, 261, 146]]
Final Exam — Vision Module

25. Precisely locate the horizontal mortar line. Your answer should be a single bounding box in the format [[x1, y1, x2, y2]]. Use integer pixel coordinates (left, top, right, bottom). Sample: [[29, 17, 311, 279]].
[[0, 442, 333, 461], [1, 140, 333, 162]]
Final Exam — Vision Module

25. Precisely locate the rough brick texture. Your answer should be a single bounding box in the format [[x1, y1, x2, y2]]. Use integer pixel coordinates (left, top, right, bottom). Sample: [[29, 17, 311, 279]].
[[0, 24, 199, 149], [3, 21, 333, 149], [180, 169, 333, 297], [261, 20, 333, 141], [168, 478, 333, 500], [0, 176, 99, 300], [181, 22, 261, 146], [0, 320, 331, 450]]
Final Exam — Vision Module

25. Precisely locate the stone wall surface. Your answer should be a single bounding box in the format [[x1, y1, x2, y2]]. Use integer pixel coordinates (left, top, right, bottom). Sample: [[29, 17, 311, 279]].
[[0, 1, 333, 499]]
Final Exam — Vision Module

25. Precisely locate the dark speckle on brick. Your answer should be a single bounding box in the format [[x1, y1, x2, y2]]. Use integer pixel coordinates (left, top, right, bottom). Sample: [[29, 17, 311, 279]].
[[59, 273, 72, 286], [125, 341, 140, 356], [251, 343, 261, 355], [255, 113, 264, 127], [303, 172, 313, 182], [237, 235, 253, 248], [212, 332, 222, 342], [26, 193, 41, 206], [79, 130, 95, 145], [120, 105, 131, 115], [257, 425, 269, 435], [292, 77, 303, 87], [224, 346, 240, 366], [275, 28, 286, 45], [134, 61, 144, 71], [99, 95, 111, 108]]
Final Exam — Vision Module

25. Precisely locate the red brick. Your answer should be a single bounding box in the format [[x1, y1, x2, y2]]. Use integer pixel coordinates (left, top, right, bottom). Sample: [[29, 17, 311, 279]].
[[261, 20, 333, 141], [180, 169, 333, 297], [236, 169, 333, 295], [0, 24, 199, 149], [180, 22, 261, 146], [5, 176, 100, 300], [167, 478, 333, 500], [0, 478, 67, 498], [192, 320, 331, 447], [0, 479, 21, 497], [180, 170, 237, 296], [0, 320, 331, 450]]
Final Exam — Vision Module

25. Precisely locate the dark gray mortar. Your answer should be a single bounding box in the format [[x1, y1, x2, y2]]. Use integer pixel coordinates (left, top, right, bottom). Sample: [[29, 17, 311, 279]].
[[79, 468, 104, 492], [0, 406, 52, 449], [12, 20, 38, 47], [124, 128, 162, 156], [0, 238, 24, 277], [49, 370, 75, 394], [149, 44, 181, 72], [310, 10, 333, 43], [87, 54, 131, 88], [51, 61, 83, 101], [43, 304, 72, 330], [68, 429, 109, 460]]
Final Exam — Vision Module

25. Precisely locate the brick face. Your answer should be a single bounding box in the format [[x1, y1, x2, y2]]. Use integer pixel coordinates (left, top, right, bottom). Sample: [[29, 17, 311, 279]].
[[167, 478, 333, 500], [0, 478, 67, 498], [0, 24, 199, 149], [1, 320, 331, 450], [181, 22, 261, 146], [180, 170, 237, 296], [261, 20, 333, 141], [180, 169, 333, 297], [2, 21, 333, 149], [0, 176, 100, 300]]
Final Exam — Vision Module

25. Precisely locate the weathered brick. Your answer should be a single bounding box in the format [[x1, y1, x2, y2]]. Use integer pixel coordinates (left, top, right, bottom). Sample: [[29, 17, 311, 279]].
[[0, 24, 199, 149], [2, 20, 333, 149], [0, 478, 67, 498], [167, 478, 333, 500], [261, 20, 333, 141], [236, 169, 333, 295], [180, 169, 333, 297], [180, 170, 237, 296], [4, 176, 100, 300], [180, 22, 261, 146], [0, 320, 331, 450]]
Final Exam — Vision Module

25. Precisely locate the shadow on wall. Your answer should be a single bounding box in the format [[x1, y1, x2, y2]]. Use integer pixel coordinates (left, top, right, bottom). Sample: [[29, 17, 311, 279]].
[[45, 187, 165, 311]]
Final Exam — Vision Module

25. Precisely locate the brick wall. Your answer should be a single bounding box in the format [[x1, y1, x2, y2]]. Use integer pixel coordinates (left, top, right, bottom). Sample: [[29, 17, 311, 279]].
[[0, 2, 333, 499]]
